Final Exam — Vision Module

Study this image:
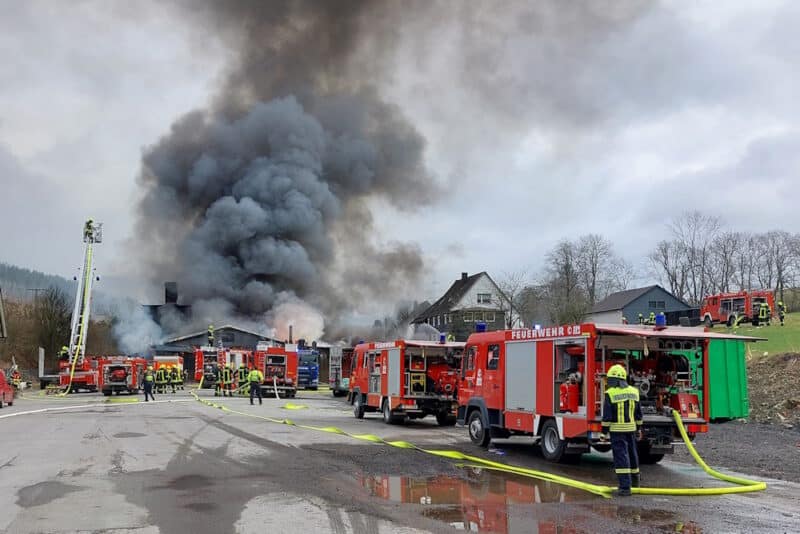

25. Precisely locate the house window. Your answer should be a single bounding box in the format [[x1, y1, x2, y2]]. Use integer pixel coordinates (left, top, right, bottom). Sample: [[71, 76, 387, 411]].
[[648, 300, 666, 309], [474, 312, 484, 322], [477, 293, 492, 304], [463, 312, 474, 322], [485, 312, 496, 323]]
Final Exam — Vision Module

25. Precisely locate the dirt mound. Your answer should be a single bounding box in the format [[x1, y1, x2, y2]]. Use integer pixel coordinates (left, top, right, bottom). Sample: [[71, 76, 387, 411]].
[[748, 352, 800, 428]]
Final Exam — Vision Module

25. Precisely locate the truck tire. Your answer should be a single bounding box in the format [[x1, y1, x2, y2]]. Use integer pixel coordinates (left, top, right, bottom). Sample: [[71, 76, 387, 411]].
[[0, 396, 4, 408], [382, 400, 404, 425], [540, 419, 568, 462], [436, 412, 457, 426], [467, 410, 490, 447], [353, 394, 365, 419], [102, 390, 112, 397], [637, 441, 665, 464]]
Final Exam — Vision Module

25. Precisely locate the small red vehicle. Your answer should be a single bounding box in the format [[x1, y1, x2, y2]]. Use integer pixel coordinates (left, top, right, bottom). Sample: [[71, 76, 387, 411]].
[[98, 356, 148, 396], [701, 290, 775, 327], [349, 339, 464, 425], [458, 323, 758, 463], [253, 343, 298, 398], [0, 369, 15, 408]]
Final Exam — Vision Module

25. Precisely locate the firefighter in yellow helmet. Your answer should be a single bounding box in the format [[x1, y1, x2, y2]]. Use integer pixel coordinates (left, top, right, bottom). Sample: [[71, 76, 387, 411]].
[[602, 364, 642, 496], [155, 365, 168, 394], [142, 365, 155, 402], [222, 363, 234, 397]]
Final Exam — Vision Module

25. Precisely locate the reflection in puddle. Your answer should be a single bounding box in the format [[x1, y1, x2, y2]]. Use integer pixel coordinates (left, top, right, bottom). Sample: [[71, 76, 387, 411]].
[[359, 469, 588, 533], [359, 471, 701, 533]]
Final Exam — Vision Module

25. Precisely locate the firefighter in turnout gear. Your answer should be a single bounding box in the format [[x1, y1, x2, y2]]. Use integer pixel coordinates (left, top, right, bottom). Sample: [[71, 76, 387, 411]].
[[778, 301, 787, 326], [155, 366, 168, 394], [222, 363, 234, 397], [248, 367, 264, 405], [207, 324, 215, 346], [143, 366, 155, 401], [214, 365, 223, 396], [602, 364, 643, 496], [638, 313, 644, 325], [758, 302, 770, 326], [168, 366, 179, 393], [236, 363, 249, 396], [647, 312, 656, 325]]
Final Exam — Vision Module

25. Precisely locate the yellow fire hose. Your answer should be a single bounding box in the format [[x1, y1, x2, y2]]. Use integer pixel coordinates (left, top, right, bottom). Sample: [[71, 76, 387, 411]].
[[190, 387, 766, 498]]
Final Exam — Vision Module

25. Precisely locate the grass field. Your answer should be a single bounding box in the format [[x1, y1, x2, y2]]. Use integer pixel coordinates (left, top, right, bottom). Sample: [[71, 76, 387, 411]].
[[725, 311, 800, 357]]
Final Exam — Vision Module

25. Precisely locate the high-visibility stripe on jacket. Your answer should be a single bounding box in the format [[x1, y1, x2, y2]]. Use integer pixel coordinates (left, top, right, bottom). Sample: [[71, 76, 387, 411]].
[[602, 385, 643, 433], [247, 369, 264, 382], [144, 372, 154, 383]]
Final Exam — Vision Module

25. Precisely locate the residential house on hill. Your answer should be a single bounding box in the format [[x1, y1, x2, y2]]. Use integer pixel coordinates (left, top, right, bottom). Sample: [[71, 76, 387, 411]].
[[412, 272, 511, 341]]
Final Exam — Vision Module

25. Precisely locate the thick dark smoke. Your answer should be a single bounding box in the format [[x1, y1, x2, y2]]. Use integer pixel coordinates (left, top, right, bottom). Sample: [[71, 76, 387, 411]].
[[129, 0, 435, 342]]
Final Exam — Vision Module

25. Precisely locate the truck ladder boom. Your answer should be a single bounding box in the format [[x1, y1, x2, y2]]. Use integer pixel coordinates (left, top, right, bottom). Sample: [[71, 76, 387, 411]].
[[67, 221, 101, 366]]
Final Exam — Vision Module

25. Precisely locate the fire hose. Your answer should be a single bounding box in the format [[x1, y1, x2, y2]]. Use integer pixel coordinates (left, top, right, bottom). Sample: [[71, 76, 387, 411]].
[[190, 385, 766, 498]]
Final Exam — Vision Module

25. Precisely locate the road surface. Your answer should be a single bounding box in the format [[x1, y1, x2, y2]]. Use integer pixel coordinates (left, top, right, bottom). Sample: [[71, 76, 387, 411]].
[[1, 389, 798, 533]]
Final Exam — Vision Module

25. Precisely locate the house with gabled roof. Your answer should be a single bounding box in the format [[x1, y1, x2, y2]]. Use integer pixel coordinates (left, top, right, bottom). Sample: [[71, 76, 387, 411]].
[[587, 284, 693, 324], [412, 272, 511, 341]]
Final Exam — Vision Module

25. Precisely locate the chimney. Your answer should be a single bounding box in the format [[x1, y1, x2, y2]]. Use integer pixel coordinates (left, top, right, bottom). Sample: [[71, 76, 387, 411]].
[[165, 282, 178, 304], [289, 325, 293, 344], [461, 272, 468, 281]]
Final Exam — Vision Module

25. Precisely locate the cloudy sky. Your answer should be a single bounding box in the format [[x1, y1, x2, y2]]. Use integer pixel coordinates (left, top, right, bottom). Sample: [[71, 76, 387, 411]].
[[1, 0, 798, 318]]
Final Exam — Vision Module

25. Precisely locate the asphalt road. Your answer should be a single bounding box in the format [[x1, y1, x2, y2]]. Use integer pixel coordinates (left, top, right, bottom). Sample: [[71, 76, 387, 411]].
[[1, 389, 799, 534]]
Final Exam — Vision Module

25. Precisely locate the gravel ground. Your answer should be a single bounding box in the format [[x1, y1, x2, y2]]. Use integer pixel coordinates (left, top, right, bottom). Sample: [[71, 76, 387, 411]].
[[673, 419, 800, 482]]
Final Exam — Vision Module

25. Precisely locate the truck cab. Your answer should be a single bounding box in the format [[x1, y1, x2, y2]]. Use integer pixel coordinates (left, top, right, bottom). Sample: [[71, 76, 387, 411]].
[[297, 349, 320, 390]]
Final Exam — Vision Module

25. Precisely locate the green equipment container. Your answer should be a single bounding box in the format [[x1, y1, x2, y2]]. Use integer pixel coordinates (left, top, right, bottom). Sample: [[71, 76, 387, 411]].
[[707, 339, 749, 421]]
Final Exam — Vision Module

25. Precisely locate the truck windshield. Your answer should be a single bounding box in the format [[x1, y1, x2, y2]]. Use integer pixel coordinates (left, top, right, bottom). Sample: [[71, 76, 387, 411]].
[[299, 354, 318, 366]]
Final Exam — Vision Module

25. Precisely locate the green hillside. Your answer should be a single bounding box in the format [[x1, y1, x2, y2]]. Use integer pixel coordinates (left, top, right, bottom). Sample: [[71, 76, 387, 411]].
[[728, 311, 800, 358]]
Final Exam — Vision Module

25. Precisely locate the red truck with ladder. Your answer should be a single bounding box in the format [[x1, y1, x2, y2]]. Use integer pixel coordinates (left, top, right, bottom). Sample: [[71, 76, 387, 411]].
[[253, 342, 298, 398], [700, 290, 775, 327], [98, 356, 148, 396], [195, 346, 228, 388], [458, 323, 758, 463], [349, 339, 464, 425]]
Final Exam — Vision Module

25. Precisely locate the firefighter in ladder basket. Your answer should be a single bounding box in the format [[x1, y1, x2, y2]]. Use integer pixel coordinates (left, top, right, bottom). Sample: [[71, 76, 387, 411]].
[[602, 364, 643, 496]]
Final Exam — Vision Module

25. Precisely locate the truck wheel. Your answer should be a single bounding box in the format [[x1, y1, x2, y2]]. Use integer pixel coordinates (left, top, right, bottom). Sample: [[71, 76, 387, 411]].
[[540, 419, 567, 462], [102, 390, 112, 397], [467, 410, 490, 447], [436, 413, 457, 426], [309, 386, 318, 391], [353, 394, 365, 419], [637, 441, 664, 464], [0, 396, 4, 408], [382, 400, 403, 425]]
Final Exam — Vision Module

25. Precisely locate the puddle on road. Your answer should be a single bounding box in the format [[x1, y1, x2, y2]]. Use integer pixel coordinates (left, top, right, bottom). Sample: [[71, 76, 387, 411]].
[[17, 481, 81, 508], [358, 469, 590, 533], [359, 470, 702, 533]]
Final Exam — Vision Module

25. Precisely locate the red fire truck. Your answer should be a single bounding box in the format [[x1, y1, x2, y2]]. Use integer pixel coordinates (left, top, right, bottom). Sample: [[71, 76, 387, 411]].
[[701, 290, 775, 327], [59, 357, 99, 392], [458, 323, 758, 463], [349, 340, 464, 425], [253, 343, 298, 398], [194, 346, 228, 388], [329, 346, 355, 397], [98, 356, 147, 396]]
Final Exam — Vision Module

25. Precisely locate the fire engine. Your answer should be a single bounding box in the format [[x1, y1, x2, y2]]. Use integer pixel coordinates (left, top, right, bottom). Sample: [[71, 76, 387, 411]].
[[194, 346, 228, 388], [98, 356, 147, 396], [329, 346, 355, 397], [458, 323, 759, 463], [701, 290, 775, 327], [349, 339, 464, 425], [253, 342, 298, 398]]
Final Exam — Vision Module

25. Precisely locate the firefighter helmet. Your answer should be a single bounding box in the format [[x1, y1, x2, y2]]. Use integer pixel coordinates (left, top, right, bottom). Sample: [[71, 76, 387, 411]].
[[147, 365, 153, 371], [607, 364, 627, 380]]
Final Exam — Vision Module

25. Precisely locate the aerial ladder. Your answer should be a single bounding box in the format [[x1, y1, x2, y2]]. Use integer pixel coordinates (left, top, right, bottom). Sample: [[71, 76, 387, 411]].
[[60, 219, 102, 394]]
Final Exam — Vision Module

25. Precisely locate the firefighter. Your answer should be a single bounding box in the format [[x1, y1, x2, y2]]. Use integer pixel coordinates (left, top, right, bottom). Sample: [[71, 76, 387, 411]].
[[58, 346, 70, 359], [222, 363, 234, 397], [207, 324, 215, 346], [248, 366, 264, 405], [758, 302, 770, 326], [83, 218, 94, 241], [602, 364, 643, 497], [155, 365, 168, 394], [445, 332, 455, 342], [237, 363, 249, 396], [214, 365, 223, 396], [142, 366, 155, 401], [637, 313, 644, 325], [648, 312, 656, 325], [169, 366, 179, 393], [778, 301, 787, 326]]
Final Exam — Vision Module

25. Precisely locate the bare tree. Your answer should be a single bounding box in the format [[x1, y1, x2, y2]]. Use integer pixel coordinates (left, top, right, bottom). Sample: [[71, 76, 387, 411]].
[[541, 240, 589, 323], [575, 234, 631, 305], [492, 269, 532, 328], [648, 239, 689, 299], [35, 286, 71, 359], [669, 211, 721, 304], [709, 231, 741, 293]]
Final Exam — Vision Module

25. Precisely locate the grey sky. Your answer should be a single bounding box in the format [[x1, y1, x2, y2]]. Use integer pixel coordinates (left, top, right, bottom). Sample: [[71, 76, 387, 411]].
[[1, 0, 798, 322]]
